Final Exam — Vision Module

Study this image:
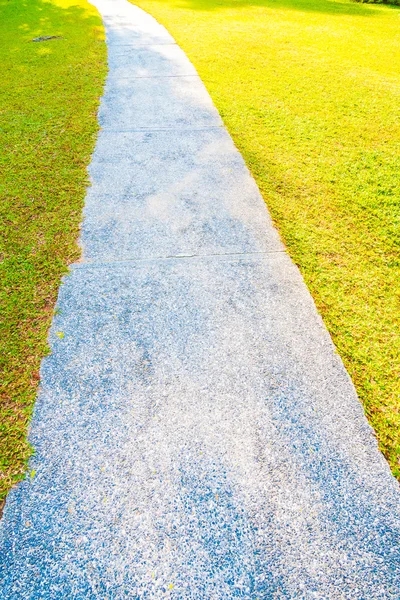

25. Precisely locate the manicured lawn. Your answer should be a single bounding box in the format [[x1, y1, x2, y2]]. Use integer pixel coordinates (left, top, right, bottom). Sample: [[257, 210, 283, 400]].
[[133, 0, 400, 475], [0, 0, 106, 507]]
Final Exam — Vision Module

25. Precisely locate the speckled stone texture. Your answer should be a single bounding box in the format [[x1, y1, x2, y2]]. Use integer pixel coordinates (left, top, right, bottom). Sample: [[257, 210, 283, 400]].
[[1, 1, 399, 598]]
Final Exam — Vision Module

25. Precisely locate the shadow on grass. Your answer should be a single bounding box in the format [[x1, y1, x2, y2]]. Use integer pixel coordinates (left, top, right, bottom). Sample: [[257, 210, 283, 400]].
[[169, 0, 398, 16], [3, 0, 103, 54]]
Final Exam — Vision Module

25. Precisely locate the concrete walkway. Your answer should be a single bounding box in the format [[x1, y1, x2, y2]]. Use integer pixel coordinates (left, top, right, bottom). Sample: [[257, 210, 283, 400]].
[[1, 0, 400, 597]]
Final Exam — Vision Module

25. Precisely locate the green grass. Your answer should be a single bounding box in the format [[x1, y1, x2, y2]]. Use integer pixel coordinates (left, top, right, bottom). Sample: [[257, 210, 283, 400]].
[[132, 0, 400, 475], [0, 0, 106, 507], [357, 0, 399, 5]]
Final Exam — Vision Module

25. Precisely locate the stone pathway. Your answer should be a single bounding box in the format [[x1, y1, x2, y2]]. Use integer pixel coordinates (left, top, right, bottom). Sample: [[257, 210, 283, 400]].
[[1, 0, 400, 597]]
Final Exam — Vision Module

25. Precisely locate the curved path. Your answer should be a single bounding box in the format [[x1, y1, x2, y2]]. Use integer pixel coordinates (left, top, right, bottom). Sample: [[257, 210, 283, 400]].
[[1, 0, 400, 597]]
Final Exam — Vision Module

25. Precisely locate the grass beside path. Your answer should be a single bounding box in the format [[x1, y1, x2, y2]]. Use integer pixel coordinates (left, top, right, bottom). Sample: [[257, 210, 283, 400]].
[[0, 0, 106, 505], [133, 0, 400, 476]]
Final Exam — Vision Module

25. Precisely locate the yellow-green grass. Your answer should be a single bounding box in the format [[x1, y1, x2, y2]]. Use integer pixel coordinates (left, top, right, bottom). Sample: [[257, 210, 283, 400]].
[[0, 0, 106, 506], [132, 0, 400, 475]]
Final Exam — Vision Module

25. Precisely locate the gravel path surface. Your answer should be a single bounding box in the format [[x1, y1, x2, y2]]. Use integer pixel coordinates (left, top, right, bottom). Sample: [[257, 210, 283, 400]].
[[1, 1, 399, 597]]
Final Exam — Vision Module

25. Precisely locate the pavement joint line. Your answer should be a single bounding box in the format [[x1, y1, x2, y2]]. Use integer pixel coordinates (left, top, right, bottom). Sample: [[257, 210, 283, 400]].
[[109, 44, 177, 47], [106, 74, 200, 79], [74, 249, 288, 269], [109, 43, 178, 48], [107, 43, 177, 46], [99, 125, 224, 132]]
